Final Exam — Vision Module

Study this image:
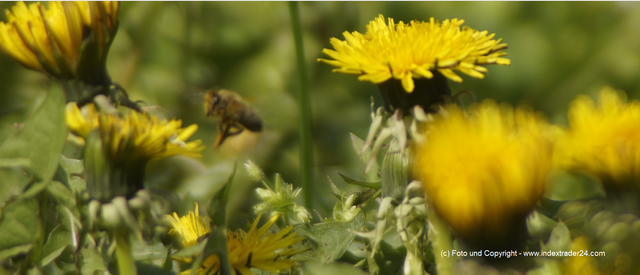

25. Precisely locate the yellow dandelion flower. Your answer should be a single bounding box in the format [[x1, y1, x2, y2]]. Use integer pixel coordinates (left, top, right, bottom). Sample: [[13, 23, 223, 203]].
[[556, 87, 640, 188], [167, 203, 211, 248], [318, 15, 510, 93], [65, 102, 204, 160], [414, 101, 552, 245], [0, 1, 118, 81], [66, 102, 100, 138], [168, 211, 307, 275], [563, 237, 602, 275]]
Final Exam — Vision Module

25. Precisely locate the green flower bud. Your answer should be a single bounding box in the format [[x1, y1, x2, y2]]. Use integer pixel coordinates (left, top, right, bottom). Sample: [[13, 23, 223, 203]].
[[380, 138, 413, 200], [244, 159, 265, 182]]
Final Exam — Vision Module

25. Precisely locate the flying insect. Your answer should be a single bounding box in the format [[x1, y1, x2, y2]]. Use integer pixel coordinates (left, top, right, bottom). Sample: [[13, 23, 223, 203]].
[[204, 88, 263, 148]]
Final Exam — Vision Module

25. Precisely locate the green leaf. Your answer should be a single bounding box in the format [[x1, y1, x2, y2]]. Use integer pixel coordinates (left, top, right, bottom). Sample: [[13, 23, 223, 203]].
[[350, 133, 369, 164], [545, 171, 605, 201], [78, 235, 108, 275], [161, 246, 173, 270], [48, 181, 76, 210], [0, 167, 31, 205], [0, 198, 40, 260], [20, 180, 49, 199], [0, 244, 33, 263], [172, 241, 205, 258], [57, 155, 86, 193], [350, 133, 379, 183], [40, 225, 74, 266], [0, 157, 31, 168], [135, 261, 175, 275], [194, 162, 237, 275], [291, 211, 365, 263], [543, 221, 571, 252], [0, 83, 66, 183], [337, 172, 380, 190], [302, 262, 368, 275]]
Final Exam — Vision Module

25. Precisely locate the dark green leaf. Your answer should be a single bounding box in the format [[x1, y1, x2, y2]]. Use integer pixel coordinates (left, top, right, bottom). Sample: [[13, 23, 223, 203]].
[[0, 83, 66, 183], [0, 244, 33, 263], [291, 211, 365, 263], [135, 261, 175, 275], [20, 180, 49, 199]]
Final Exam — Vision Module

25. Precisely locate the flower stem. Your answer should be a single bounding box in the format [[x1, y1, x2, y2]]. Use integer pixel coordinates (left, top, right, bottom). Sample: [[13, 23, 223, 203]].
[[428, 206, 454, 275], [288, 2, 314, 212], [115, 231, 137, 275]]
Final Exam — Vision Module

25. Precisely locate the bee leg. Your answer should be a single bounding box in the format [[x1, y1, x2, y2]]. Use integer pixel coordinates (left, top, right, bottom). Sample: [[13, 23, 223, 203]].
[[215, 123, 232, 149]]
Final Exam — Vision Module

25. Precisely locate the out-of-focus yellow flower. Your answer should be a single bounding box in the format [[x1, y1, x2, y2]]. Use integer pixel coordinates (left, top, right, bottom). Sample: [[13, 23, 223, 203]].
[[0, 1, 118, 81], [167, 203, 211, 248], [563, 237, 602, 275], [414, 101, 552, 240], [66, 102, 100, 138], [65, 102, 204, 160], [556, 87, 640, 187], [170, 212, 307, 275], [318, 15, 510, 93]]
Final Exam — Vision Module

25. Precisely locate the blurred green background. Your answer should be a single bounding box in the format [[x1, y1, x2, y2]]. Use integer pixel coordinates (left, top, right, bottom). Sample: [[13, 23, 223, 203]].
[[2, 2, 640, 227]]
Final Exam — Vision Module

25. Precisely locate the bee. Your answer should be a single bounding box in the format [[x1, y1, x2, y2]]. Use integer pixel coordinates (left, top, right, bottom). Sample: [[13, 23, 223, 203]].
[[204, 89, 263, 148]]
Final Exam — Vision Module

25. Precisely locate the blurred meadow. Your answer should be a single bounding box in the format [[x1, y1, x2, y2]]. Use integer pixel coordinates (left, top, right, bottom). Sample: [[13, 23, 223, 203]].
[[2, 1, 640, 229]]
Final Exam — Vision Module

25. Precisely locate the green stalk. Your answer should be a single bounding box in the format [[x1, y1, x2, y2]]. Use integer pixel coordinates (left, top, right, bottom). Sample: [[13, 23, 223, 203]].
[[115, 231, 137, 275], [288, 2, 314, 212], [428, 206, 453, 275]]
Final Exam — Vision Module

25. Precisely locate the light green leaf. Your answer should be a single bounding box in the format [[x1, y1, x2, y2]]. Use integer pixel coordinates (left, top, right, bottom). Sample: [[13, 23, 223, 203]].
[[0, 167, 31, 205], [78, 235, 109, 275], [0, 158, 31, 168], [350, 133, 380, 183], [172, 241, 205, 258], [48, 181, 77, 211], [545, 171, 604, 201], [0, 83, 66, 183], [291, 211, 365, 263], [337, 172, 380, 190], [0, 199, 40, 258], [40, 225, 74, 266], [543, 221, 571, 252], [161, 245, 173, 270], [56, 155, 86, 193], [303, 262, 368, 275]]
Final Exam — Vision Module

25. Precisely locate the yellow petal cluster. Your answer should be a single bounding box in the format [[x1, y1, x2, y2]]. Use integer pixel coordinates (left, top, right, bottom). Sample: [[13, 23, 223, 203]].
[[562, 237, 602, 275], [167, 203, 211, 248], [168, 210, 307, 275], [0, 1, 118, 77], [555, 87, 640, 187], [65, 102, 203, 160], [319, 15, 510, 93], [414, 101, 552, 238]]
